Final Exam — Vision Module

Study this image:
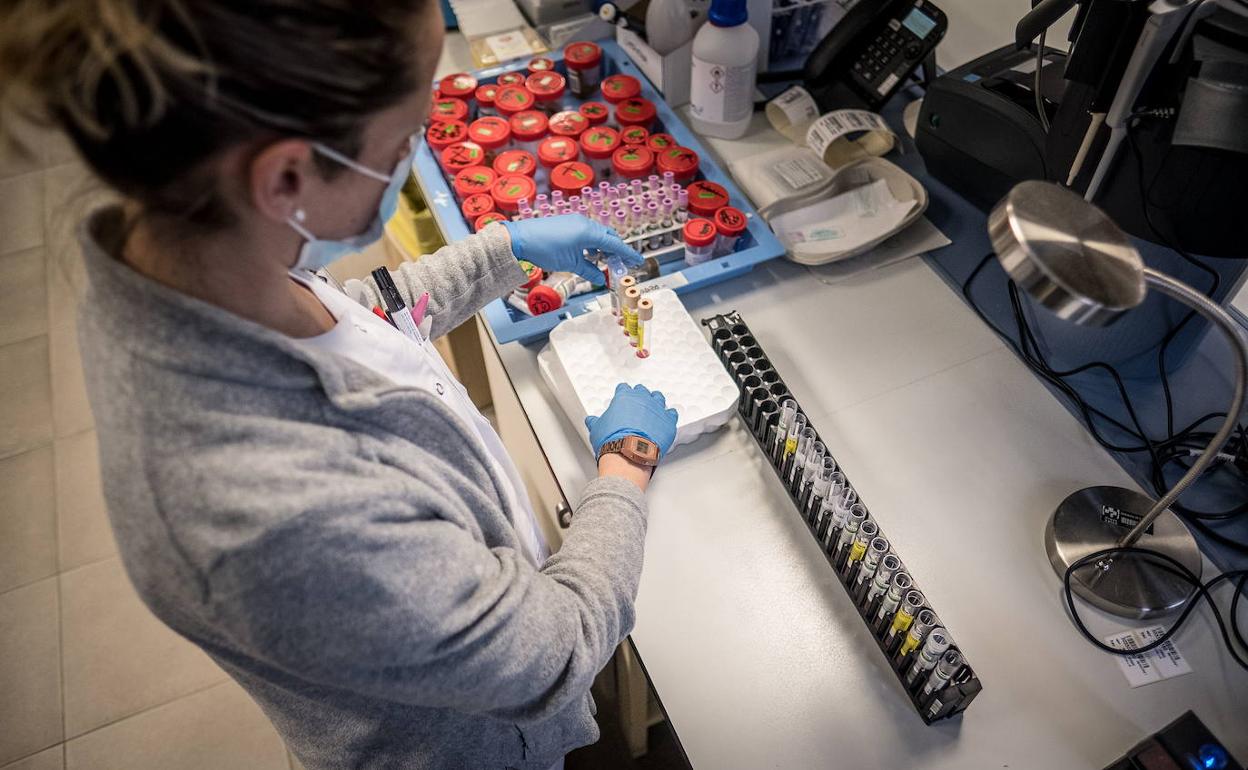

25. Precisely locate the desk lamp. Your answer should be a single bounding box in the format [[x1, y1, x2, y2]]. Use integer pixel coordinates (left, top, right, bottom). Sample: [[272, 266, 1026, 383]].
[[987, 180, 1247, 619]]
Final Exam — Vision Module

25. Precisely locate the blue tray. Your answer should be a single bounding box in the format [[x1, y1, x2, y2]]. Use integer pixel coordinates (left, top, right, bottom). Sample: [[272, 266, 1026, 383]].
[[411, 39, 785, 344]]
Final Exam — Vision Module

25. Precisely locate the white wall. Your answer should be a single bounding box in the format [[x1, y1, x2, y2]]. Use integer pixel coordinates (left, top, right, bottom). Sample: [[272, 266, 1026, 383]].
[[935, 0, 1075, 70]]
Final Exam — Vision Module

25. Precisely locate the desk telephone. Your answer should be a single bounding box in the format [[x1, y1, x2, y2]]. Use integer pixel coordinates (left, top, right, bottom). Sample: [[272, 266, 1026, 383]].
[[793, 0, 947, 111]]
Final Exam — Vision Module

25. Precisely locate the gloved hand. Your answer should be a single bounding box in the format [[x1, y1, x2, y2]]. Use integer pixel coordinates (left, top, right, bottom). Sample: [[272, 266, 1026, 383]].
[[503, 214, 643, 285], [585, 383, 679, 460]]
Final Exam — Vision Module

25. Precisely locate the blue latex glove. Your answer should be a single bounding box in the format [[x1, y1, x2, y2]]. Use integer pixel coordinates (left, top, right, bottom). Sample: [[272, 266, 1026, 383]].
[[585, 383, 679, 460], [504, 214, 643, 285]]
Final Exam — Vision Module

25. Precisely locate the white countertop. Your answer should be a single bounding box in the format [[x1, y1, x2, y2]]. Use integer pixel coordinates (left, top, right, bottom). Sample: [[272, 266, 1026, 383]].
[[432, 34, 1248, 769]]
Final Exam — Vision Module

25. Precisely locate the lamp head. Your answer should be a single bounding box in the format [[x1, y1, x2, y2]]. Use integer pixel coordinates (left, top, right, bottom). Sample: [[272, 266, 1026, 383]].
[[988, 181, 1146, 327]]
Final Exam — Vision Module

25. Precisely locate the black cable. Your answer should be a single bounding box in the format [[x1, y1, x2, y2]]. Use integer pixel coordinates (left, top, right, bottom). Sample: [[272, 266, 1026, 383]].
[[1063, 547, 1248, 671]]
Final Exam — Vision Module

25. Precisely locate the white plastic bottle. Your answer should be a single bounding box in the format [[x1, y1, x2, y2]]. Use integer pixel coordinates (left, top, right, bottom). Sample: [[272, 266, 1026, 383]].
[[689, 0, 758, 140]]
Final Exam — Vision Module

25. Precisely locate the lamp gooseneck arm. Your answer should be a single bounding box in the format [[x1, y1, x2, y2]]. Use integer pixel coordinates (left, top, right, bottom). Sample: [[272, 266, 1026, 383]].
[[1118, 268, 1248, 547]]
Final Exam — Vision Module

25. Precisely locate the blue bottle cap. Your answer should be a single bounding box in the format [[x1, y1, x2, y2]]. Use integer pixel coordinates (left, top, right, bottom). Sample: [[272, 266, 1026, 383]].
[[708, 0, 748, 27]]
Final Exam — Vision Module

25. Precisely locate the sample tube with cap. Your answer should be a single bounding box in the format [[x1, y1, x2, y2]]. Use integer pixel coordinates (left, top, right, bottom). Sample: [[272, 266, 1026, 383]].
[[813, 472, 846, 539], [785, 426, 816, 493], [896, 608, 939, 663], [873, 572, 914, 635], [607, 256, 628, 318], [850, 536, 889, 596], [830, 503, 867, 565], [770, 398, 797, 464], [839, 519, 879, 581], [623, 286, 641, 345], [683, 218, 717, 265], [780, 413, 808, 477], [884, 591, 927, 650], [904, 628, 951, 689], [805, 459, 837, 525], [796, 440, 825, 504], [860, 552, 901, 612], [636, 298, 654, 358], [921, 649, 964, 700], [617, 275, 637, 327]]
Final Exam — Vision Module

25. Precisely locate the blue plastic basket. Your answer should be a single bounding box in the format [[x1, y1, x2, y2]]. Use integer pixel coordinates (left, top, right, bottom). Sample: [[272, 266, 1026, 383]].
[[411, 39, 785, 344]]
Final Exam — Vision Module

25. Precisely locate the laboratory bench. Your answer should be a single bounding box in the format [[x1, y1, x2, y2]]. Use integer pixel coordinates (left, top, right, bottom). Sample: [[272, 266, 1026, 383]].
[[426, 34, 1248, 770]]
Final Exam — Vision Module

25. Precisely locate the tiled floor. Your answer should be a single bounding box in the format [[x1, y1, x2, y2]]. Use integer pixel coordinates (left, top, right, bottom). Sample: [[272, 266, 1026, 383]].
[[0, 125, 296, 770]]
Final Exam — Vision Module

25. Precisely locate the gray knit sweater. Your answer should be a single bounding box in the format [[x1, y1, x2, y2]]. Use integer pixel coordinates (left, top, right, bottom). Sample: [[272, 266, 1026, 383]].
[[77, 208, 649, 770]]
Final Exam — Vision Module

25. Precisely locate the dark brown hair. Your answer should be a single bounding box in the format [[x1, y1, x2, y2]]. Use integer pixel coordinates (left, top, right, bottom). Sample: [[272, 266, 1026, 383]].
[[1, 0, 431, 228]]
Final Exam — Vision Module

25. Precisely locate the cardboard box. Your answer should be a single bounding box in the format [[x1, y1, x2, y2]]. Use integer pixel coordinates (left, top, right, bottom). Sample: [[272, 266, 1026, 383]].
[[615, 26, 693, 107]]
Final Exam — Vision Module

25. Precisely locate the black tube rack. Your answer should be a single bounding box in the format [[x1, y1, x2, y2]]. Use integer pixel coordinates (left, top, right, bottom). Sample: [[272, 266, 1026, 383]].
[[702, 311, 983, 724]]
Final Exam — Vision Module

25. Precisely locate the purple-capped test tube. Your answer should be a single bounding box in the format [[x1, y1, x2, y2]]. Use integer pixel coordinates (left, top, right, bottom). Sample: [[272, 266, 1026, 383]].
[[676, 189, 689, 222], [613, 208, 628, 235], [662, 170, 675, 192], [537, 202, 552, 219], [518, 198, 532, 217], [596, 207, 611, 224], [647, 174, 660, 192], [576, 204, 589, 220], [534, 193, 549, 210], [581, 186, 594, 199], [599, 180, 612, 197], [630, 179, 644, 198], [645, 200, 659, 225], [551, 190, 564, 206], [630, 204, 644, 228]]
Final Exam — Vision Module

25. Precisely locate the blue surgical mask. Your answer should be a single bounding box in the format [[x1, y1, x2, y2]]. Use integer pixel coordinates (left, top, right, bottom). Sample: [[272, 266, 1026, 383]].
[[287, 138, 415, 271]]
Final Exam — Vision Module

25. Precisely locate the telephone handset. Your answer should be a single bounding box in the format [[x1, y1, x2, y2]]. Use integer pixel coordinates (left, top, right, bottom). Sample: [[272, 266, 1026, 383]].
[[801, 0, 947, 111]]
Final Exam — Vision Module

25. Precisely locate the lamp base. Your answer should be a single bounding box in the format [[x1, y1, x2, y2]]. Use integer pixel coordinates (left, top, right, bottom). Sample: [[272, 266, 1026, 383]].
[[1045, 486, 1202, 620]]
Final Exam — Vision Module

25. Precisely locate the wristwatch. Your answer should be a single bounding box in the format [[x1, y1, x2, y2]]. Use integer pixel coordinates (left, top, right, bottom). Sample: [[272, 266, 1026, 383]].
[[597, 434, 660, 468]]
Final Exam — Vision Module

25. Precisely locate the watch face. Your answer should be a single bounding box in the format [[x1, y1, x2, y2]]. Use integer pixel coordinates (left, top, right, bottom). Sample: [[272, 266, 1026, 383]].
[[626, 436, 660, 463]]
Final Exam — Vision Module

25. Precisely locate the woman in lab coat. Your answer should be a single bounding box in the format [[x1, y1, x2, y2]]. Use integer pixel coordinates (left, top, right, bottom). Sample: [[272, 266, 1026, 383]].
[[0, 1, 677, 768]]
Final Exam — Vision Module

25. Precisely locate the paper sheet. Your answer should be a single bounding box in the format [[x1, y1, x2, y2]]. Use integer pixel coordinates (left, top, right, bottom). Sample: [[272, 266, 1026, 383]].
[[1103, 625, 1192, 688], [772, 178, 917, 261], [806, 216, 950, 284]]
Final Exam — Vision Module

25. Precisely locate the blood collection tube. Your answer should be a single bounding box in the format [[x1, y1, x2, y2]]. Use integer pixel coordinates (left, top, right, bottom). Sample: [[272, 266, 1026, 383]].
[[770, 398, 797, 463], [896, 608, 940, 664], [796, 439, 824, 502], [905, 628, 951, 688], [612, 209, 628, 242], [873, 572, 914, 634], [850, 535, 889, 596], [659, 199, 676, 246], [860, 553, 902, 613], [624, 286, 641, 344], [636, 298, 653, 358], [839, 519, 879, 580], [805, 458, 837, 524], [884, 590, 926, 649], [830, 501, 865, 564], [629, 204, 645, 238], [617, 275, 636, 327], [921, 649, 964, 700]]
